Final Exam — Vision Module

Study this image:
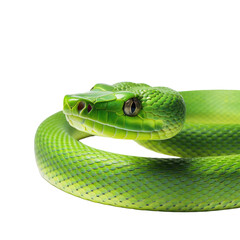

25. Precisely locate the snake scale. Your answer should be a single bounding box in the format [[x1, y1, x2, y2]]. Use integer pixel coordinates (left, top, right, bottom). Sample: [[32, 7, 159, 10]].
[[34, 82, 240, 211]]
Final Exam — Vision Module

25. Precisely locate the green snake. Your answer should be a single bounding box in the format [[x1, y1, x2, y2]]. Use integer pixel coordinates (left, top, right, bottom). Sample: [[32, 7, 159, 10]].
[[34, 82, 240, 211]]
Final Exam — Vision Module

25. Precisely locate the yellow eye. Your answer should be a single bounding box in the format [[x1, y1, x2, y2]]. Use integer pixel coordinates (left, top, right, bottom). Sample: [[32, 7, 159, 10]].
[[123, 98, 141, 116]]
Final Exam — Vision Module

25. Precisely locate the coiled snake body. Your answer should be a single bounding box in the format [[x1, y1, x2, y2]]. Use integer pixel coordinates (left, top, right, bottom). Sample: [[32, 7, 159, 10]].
[[35, 82, 240, 211]]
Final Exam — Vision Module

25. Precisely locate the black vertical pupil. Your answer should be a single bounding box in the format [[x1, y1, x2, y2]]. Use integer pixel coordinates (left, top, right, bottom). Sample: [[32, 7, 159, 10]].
[[131, 101, 136, 113]]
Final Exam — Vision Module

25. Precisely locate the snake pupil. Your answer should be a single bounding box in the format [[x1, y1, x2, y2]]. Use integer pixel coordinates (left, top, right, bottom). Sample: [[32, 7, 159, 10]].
[[131, 102, 136, 113]]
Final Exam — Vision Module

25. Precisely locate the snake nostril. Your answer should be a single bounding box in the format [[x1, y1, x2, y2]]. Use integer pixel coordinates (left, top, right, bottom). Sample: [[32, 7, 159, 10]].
[[78, 101, 85, 112], [87, 104, 92, 113]]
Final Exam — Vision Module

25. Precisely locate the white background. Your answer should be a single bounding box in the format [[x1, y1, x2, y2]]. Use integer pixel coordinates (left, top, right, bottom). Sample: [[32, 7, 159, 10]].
[[1, 0, 240, 239]]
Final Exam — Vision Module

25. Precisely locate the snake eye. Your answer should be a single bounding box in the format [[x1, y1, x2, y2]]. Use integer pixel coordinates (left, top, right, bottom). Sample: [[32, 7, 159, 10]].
[[123, 98, 141, 116]]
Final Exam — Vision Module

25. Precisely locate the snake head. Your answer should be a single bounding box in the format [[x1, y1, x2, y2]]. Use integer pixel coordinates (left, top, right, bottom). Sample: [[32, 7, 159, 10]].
[[63, 82, 185, 140]]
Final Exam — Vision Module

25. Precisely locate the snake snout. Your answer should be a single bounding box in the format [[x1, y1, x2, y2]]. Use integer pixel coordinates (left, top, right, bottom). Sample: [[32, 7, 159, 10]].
[[63, 95, 94, 116]]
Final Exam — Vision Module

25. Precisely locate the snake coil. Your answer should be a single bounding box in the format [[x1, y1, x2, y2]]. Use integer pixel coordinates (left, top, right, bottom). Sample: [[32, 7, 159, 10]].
[[35, 82, 240, 211]]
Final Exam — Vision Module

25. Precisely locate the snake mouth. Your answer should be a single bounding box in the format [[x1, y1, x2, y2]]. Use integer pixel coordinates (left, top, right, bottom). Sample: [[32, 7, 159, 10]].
[[64, 113, 164, 140]]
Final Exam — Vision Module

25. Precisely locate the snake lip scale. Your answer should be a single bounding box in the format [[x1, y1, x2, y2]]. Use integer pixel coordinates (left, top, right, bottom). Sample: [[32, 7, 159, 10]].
[[35, 82, 240, 211]]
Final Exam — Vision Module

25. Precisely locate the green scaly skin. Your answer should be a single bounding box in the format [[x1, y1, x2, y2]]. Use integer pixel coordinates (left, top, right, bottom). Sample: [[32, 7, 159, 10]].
[[34, 82, 240, 211]]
